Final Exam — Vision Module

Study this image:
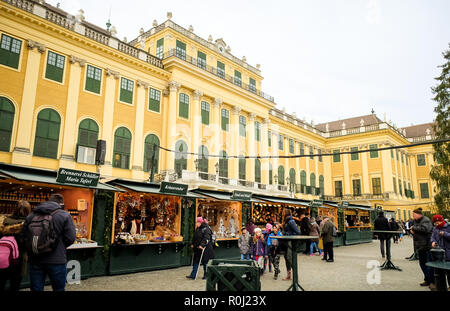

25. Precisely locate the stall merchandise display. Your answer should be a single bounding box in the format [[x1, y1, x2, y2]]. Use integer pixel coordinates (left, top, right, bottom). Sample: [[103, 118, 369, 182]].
[[114, 192, 183, 244], [319, 207, 338, 227], [345, 210, 372, 229], [252, 203, 283, 225], [197, 201, 241, 240]]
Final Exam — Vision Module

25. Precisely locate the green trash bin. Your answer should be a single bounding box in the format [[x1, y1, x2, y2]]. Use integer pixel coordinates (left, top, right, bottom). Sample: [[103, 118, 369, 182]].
[[206, 259, 261, 291]]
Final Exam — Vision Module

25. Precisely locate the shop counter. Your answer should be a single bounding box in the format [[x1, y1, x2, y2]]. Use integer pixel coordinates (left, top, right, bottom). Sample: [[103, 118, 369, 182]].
[[333, 232, 345, 247], [344, 226, 373, 245], [214, 239, 240, 260], [109, 241, 185, 275]]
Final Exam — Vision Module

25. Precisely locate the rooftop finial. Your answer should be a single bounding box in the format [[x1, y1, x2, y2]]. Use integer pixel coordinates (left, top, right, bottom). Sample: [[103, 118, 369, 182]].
[[371, 108, 375, 114], [109, 26, 117, 37], [188, 25, 194, 32], [139, 28, 145, 35], [208, 35, 213, 42], [153, 20, 158, 27], [167, 12, 172, 20]]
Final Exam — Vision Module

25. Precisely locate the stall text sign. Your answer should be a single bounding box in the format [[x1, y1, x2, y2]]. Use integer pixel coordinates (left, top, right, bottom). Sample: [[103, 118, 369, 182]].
[[231, 191, 252, 201], [160, 182, 188, 195], [340, 201, 349, 208], [310, 199, 323, 207], [56, 168, 99, 187]]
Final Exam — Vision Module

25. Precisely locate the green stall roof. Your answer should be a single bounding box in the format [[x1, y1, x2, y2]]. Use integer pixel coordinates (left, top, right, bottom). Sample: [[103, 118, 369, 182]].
[[253, 194, 311, 207], [109, 179, 205, 198], [192, 189, 264, 203]]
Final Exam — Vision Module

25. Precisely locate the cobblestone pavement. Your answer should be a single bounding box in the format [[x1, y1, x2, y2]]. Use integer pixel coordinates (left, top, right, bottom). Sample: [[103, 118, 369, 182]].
[[33, 236, 431, 291]]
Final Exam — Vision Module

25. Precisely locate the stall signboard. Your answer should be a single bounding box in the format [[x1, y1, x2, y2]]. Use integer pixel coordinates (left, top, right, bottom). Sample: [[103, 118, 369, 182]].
[[56, 168, 99, 187], [231, 190, 252, 201], [159, 182, 188, 196], [340, 201, 349, 208], [310, 199, 323, 207]]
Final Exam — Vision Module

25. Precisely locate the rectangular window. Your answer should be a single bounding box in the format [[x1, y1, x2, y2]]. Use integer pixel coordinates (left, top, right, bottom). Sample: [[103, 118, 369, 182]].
[[234, 70, 242, 86], [334, 181, 343, 198], [221, 109, 229, 131], [352, 179, 361, 196], [119, 77, 134, 104], [333, 149, 340, 163], [300, 143, 304, 155], [278, 135, 283, 150], [268, 131, 271, 147], [372, 178, 382, 195], [239, 115, 246, 137], [309, 146, 314, 159], [419, 182, 429, 199], [179, 93, 189, 119], [393, 177, 397, 194], [318, 149, 322, 162], [149, 88, 161, 112], [85, 65, 102, 94], [351, 147, 359, 161], [396, 150, 399, 161], [45, 51, 65, 83], [0, 34, 22, 69], [417, 154, 426, 166], [249, 77, 256, 93], [401, 153, 404, 163], [289, 139, 294, 154], [369, 144, 378, 158], [156, 38, 164, 59], [217, 61, 225, 79], [255, 121, 261, 142], [201, 101, 210, 125], [197, 51, 206, 69], [176, 40, 186, 60], [404, 181, 407, 196]]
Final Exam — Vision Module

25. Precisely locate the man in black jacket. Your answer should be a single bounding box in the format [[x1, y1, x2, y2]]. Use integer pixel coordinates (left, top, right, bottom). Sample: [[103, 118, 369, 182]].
[[299, 213, 311, 255], [282, 209, 300, 281], [374, 211, 390, 258], [21, 194, 75, 291], [410, 208, 435, 290], [187, 217, 214, 280]]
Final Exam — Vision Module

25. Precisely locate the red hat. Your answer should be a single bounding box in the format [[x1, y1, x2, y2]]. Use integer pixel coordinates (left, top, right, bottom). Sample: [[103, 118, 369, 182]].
[[432, 215, 444, 223], [196, 217, 204, 223]]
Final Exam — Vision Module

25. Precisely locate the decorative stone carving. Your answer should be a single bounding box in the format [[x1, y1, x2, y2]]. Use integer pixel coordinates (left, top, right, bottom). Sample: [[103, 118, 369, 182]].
[[162, 89, 170, 97], [256, 64, 261, 70], [137, 80, 150, 89], [139, 28, 145, 35], [109, 26, 117, 37], [75, 9, 85, 23], [69, 55, 86, 67], [342, 122, 346, 130], [325, 123, 329, 132], [232, 105, 241, 115], [105, 68, 120, 79], [263, 118, 270, 125], [168, 81, 181, 92], [188, 25, 194, 32], [426, 128, 431, 135], [248, 112, 256, 121], [208, 35, 213, 42], [213, 98, 223, 108], [167, 12, 173, 20], [360, 119, 365, 127], [193, 90, 203, 100], [242, 56, 246, 62], [153, 20, 158, 27], [27, 40, 46, 53]]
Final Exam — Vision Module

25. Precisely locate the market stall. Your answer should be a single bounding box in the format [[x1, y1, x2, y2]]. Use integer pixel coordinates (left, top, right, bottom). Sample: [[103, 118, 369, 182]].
[[191, 189, 258, 260], [107, 179, 203, 274], [343, 203, 375, 245], [0, 162, 120, 286], [319, 201, 343, 247]]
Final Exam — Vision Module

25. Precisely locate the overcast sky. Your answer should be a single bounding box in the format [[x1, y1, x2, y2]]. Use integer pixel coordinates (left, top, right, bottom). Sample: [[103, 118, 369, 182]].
[[47, 0, 450, 128]]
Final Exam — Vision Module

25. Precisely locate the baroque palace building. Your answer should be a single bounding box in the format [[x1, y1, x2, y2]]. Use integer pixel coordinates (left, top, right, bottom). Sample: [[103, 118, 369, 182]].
[[0, 0, 439, 220]]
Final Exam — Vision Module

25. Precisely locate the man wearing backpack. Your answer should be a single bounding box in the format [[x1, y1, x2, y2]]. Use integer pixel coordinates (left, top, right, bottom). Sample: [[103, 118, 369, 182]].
[[21, 193, 76, 291]]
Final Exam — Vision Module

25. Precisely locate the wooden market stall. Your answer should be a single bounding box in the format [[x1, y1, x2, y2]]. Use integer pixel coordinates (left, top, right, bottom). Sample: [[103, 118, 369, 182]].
[[342, 203, 375, 245], [0, 162, 121, 287], [319, 201, 343, 246], [107, 179, 204, 274]]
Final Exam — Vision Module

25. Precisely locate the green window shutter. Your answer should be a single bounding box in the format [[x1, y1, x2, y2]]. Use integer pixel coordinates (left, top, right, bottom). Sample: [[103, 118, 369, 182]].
[[351, 147, 359, 160], [217, 61, 225, 78], [390, 149, 394, 158], [278, 166, 285, 185], [335, 181, 343, 197], [78, 119, 99, 148], [333, 149, 340, 162], [268, 131, 271, 147], [176, 40, 186, 60], [0, 34, 22, 69], [221, 109, 229, 131], [149, 88, 161, 112], [300, 143, 304, 155], [289, 169, 296, 185], [249, 77, 256, 92], [255, 159, 261, 183], [239, 116, 246, 137], [417, 154, 426, 166], [309, 146, 314, 159], [33, 109, 60, 159], [201, 101, 210, 125], [144, 134, 160, 174], [113, 127, 131, 169], [197, 51, 206, 69], [369, 144, 378, 158], [419, 183, 429, 199], [353, 179, 361, 196], [85, 65, 102, 94], [120, 77, 134, 104], [393, 177, 397, 194], [372, 178, 382, 195], [234, 70, 242, 86], [179, 93, 189, 119], [156, 38, 164, 59], [318, 149, 322, 162], [269, 164, 273, 185], [278, 135, 283, 150], [0, 97, 15, 152], [239, 158, 246, 180], [289, 139, 294, 153], [45, 51, 65, 83], [319, 176, 324, 195], [255, 122, 261, 141]]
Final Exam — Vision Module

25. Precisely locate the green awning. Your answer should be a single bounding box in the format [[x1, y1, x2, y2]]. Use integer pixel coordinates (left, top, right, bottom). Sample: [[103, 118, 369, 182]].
[[0, 162, 122, 192], [109, 179, 204, 198], [192, 189, 263, 203], [253, 195, 310, 207]]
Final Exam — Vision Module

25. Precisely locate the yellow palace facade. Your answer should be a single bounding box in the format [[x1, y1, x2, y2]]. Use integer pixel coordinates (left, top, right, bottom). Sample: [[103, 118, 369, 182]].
[[0, 0, 438, 221]]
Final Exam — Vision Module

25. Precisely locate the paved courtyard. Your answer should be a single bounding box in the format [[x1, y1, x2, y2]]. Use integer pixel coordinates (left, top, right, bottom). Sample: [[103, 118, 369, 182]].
[[31, 236, 430, 291]]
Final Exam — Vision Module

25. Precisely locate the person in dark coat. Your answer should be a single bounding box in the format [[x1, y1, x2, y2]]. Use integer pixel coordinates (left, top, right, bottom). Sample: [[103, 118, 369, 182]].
[[410, 208, 435, 290], [374, 211, 390, 258], [320, 217, 336, 262], [282, 209, 300, 281], [246, 219, 256, 236], [20, 194, 75, 292], [389, 218, 400, 243], [299, 213, 311, 255], [430, 215, 450, 289], [187, 217, 215, 280]]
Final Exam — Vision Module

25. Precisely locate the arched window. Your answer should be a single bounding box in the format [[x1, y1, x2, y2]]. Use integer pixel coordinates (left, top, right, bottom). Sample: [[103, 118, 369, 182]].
[[113, 127, 131, 169], [198, 145, 209, 173], [289, 168, 296, 185], [76, 118, 99, 164], [219, 150, 228, 180], [144, 134, 160, 174], [174, 140, 188, 178], [0, 97, 15, 152], [319, 175, 324, 196], [278, 166, 285, 185], [300, 170, 307, 185], [239, 157, 246, 181], [269, 163, 273, 185], [310, 173, 316, 188], [255, 159, 261, 183], [33, 108, 60, 159]]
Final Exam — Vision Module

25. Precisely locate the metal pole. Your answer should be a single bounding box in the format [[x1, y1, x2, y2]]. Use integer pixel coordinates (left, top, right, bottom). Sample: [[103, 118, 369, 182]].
[[194, 247, 206, 280]]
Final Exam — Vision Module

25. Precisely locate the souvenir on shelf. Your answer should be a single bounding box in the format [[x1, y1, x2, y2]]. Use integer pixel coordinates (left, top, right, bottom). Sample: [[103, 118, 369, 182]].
[[197, 201, 242, 240]]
